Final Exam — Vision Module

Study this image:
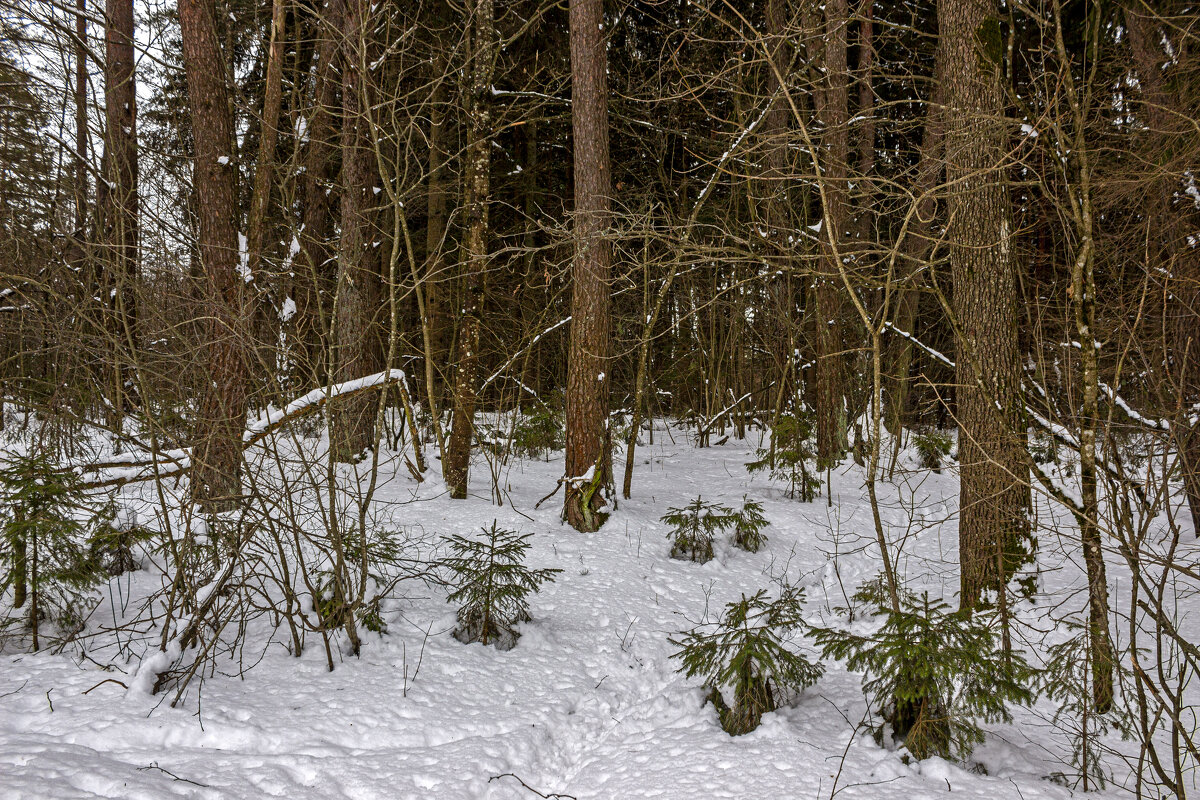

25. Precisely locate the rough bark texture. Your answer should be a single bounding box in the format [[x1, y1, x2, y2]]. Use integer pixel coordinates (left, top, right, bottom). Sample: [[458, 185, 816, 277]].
[[295, 0, 344, 391], [563, 0, 613, 532], [812, 0, 850, 469], [74, 0, 87, 231], [331, 0, 384, 461], [244, 0, 287, 394], [443, 0, 494, 499], [179, 0, 248, 510], [102, 0, 138, 410], [940, 0, 1031, 609]]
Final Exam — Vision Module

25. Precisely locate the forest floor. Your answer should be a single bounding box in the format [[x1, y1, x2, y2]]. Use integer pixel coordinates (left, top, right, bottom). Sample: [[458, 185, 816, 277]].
[[0, 421, 1189, 799]]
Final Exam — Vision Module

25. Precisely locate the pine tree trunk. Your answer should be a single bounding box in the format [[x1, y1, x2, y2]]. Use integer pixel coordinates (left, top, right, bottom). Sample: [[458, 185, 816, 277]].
[[939, 0, 1031, 609], [331, 0, 384, 461], [443, 0, 495, 499], [74, 0, 87, 232], [245, 0, 287, 396], [295, 0, 343, 392], [179, 0, 249, 510], [812, 0, 850, 469], [102, 0, 138, 419], [563, 0, 613, 531]]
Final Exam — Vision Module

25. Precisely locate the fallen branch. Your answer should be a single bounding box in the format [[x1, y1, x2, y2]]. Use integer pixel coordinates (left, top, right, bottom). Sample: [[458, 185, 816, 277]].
[[488, 773, 576, 800], [78, 370, 406, 490]]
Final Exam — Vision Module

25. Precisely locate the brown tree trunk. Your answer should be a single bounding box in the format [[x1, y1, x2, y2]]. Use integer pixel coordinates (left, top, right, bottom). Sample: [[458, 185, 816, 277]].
[[812, 0, 850, 469], [940, 0, 1030, 609], [331, 0, 384, 461], [443, 0, 495, 499], [102, 0, 138, 417], [179, 0, 249, 510], [295, 0, 344, 391], [244, 0, 287, 393], [74, 0, 88, 232], [563, 0, 613, 532]]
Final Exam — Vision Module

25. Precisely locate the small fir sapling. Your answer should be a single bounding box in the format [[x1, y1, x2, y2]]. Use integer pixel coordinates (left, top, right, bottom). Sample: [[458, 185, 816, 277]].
[[732, 496, 769, 553], [671, 585, 823, 735], [661, 497, 736, 563], [913, 428, 953, 473], [442, 521, 561, 649], [746, 413, 820, 501], [1040, 625, 1130, 791], [810, 586, 1035, 761], [0, 453, 117, 649], [511, 402, 565, 461]]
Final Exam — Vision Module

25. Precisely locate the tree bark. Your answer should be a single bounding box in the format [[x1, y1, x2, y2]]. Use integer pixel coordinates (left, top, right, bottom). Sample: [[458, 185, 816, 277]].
[[179, 0, 249, 510], [563, 0, 613, 532], [443, 0, 495, 498], [331, 0, 384, 461], [939, 0, 1031, 609], [295, 0, 343, 392], [74, 0, 88, 232], [811, 0, 850, 469], [102, 0, 138, 418]]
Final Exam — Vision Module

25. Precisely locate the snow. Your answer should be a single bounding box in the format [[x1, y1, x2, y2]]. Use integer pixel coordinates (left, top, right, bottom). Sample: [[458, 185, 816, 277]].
[[0, 421, 1192, 798]]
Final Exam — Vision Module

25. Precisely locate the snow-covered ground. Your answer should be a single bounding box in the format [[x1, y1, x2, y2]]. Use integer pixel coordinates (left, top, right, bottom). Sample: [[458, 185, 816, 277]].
[[0, 421, 1188, 799]]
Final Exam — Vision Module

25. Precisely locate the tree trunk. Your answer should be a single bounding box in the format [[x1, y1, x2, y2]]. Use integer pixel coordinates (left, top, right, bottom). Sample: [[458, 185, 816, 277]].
[[812, 0, 850, 469], [939, 0, 1031, 609], [331, 0, 384, 461], [563, 0, 613, 532], [443, 0, 495, 499], [179, 0, 249, 510], [74, 0, 88, 232], [102, 0, 138, 419], [295, 0, 343, 392], [244, 0, 287, 395]]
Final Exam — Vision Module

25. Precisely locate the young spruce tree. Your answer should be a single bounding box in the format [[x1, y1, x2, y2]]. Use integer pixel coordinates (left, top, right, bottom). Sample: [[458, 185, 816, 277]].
[[672, 585, 823, 735], [442, 521, 561, 649]]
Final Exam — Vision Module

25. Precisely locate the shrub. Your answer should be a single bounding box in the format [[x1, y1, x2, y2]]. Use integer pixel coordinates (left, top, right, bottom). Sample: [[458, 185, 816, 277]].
[[811, 590, 1035, 762], [0, 453, 115, 649], [746, 413, 820, 501], [442, 521, 561, 649], [671, 586, 823, 735], [1040, 625, 1130, 790], [512, 405, 564, 460], [913, 428, 953, 473], [661, 497, 736, 563], [732, 496, 769, 553]]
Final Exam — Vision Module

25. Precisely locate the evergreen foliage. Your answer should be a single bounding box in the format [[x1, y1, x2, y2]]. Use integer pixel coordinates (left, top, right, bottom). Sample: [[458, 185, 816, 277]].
[[442, 521, 561, 649], [732, 496, 769, 553], [661, 497, 736, 563], [671, 585, 823, 735], [913, 428, 953, 473], [511, 403, 565, 461], [1040, 626, 1129, 790], [746, 413, 820, 501], [811, 589, 1035, 762], [0, 453, 116, 648]]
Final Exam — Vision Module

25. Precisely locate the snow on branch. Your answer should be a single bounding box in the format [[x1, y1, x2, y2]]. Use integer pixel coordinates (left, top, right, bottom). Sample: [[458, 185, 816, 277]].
[[79, 370, 406, 490]]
